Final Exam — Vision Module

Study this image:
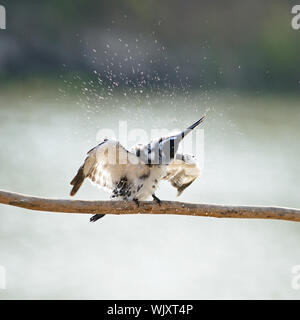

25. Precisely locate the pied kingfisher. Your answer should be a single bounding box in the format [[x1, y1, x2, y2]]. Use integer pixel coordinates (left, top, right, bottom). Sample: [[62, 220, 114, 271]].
[[70, 116, 205, 222]]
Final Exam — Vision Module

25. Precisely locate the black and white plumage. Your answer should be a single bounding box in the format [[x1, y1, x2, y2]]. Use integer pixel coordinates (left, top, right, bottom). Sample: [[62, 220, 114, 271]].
[[70, 117, 204, 222]]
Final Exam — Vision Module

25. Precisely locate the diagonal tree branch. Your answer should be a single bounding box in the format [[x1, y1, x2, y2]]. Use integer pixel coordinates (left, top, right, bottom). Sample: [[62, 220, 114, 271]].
[[0, 189, 299, 222]]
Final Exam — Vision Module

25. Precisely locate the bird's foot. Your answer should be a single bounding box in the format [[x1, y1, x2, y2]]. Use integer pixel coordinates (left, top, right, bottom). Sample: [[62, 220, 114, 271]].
[[152, 194, 161, 206], [133, 198, 140, 207], [90, 214, 106, 223]]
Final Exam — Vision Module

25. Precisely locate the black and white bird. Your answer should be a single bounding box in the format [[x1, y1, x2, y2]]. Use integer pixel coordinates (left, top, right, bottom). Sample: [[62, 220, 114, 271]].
[[70, 116, 205, 222]]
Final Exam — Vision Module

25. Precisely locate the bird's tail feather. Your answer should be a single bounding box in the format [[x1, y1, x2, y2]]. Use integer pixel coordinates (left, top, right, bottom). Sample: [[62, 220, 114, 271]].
[[70, 165, 85, 196]]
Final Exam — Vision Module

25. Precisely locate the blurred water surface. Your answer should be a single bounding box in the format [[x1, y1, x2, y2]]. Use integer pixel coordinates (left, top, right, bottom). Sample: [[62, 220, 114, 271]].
[[0, 83, 300, 299]]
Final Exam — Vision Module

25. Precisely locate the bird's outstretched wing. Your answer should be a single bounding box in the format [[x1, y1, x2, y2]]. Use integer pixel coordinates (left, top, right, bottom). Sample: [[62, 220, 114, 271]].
[[163, 153, 200, 196], [70, 139, 148, 196]]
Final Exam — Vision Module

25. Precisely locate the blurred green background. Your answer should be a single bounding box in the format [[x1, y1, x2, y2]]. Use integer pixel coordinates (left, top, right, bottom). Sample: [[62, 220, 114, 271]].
[[0, 1, 300, 300], [0, 0, 300, 90]]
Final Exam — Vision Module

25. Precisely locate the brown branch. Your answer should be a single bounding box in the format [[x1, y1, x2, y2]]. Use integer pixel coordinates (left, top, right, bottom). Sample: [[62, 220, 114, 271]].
[[0, 189, 300, 222]]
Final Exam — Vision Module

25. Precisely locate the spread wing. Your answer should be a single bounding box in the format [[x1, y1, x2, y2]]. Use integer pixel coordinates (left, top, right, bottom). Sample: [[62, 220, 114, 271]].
[[70, 139, 149, 196], [163, 153, 200, 196]]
